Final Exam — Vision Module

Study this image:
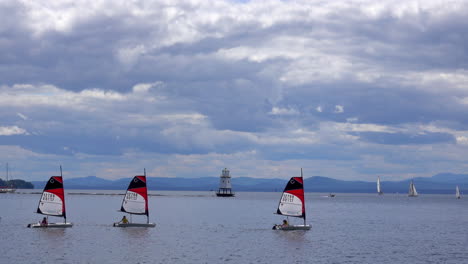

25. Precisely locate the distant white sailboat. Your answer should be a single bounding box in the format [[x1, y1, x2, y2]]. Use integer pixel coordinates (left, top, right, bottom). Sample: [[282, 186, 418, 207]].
[[377, 176, 383, 195], [0, 163, 16, 193], [456, 186, 461, 199], [113, 169, 156, 227], [273, 168, 311, 231], [408, 180, 418, 197], [27, 166, 73, 228]]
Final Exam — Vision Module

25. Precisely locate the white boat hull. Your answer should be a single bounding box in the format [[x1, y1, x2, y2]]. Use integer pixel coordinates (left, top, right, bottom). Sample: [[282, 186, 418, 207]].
[[113, 222, 156, 228], [27, 222, 73, 228], [273, 224, 311, 231], [0, 188, 16, 193]]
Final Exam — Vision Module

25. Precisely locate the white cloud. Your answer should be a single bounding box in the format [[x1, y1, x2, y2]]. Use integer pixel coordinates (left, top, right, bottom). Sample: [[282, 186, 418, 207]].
[[0, 84, 150, 111], [0, 126, 29, 136], [17, 113, 28, 120], [334, 105, 344, 113], [268, 107, 298, 116], [132, 82, 162, 93]]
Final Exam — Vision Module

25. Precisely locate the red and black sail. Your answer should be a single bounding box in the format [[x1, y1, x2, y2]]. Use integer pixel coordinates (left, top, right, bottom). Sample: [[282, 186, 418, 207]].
[[276, 176, 306, 218], [120, 175, 149, 215], [37, 176, 66, 218]]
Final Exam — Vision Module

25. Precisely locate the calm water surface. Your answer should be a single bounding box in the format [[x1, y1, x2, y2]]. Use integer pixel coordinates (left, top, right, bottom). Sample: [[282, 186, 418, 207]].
[[0, 191, 467, 263]]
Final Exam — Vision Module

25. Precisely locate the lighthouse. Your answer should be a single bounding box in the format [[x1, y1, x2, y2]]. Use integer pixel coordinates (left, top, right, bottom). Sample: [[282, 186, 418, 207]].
[[216, 168, 235, 197]]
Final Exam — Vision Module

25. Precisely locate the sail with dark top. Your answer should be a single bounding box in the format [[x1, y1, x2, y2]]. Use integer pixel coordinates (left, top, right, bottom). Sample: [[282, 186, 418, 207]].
[[120, 175, 149, 216], [114, 169, 155, 227], [276, 176, 305, 218], [37, 176, 66, 217], [273, 168, 311, 230], [27, 166, 72, 228]]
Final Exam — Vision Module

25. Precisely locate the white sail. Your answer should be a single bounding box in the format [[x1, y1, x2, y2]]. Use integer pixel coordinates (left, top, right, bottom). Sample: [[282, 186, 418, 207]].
[[38, 191, 64, 216], [408, 180, 418, 197], [377, 177, 383, 194], [456, 186, 461, 199], [278, 192, 304, 217], [121, 190, 146, 214]]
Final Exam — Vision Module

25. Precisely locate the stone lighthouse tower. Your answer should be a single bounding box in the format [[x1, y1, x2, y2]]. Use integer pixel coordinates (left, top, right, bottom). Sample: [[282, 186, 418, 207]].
[[216, 168, 235, 197]]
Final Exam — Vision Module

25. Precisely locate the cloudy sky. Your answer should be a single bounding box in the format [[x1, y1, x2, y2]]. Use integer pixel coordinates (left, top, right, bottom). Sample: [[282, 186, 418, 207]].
[[1, 0, 468, 181]]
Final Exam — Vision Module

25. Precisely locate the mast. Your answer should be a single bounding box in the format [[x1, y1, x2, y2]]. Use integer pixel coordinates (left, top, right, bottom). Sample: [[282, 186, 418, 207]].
[[145, 168, 149, 224], [301, 168, 306, 226], [61, 165, 66, 223], [409, 180, 413, 196]]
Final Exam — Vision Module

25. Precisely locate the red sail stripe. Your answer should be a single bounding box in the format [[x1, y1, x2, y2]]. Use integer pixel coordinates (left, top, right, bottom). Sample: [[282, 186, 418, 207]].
[[129, 185, 148, 213], [285, 187, 305, 215], [47, 176, 65, 215]]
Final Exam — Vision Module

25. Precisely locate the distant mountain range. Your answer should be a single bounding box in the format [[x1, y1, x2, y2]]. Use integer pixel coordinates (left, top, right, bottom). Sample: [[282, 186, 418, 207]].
[[30, 173, 468, 194]]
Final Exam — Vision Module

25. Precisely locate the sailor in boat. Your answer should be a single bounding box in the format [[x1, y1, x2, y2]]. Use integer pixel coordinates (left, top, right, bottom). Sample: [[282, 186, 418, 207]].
[[119, 215, 129, 224], [273, 219, 289, 230], [40, 217, 48, 227]]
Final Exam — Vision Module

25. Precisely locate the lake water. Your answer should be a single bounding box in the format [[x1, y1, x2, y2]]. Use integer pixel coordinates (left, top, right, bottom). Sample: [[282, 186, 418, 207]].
[[0, 190, 467, 263]]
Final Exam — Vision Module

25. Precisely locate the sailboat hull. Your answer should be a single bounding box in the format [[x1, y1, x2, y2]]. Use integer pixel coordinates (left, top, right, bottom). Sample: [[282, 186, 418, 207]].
[[273, 224, 311, 231], [0, 188, 16, 193], [113, 222, 156, 228], [27, 222, 73, 228]]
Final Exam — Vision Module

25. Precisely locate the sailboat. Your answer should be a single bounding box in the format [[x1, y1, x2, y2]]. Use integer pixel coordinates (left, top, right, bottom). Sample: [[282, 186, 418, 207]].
[[272, 168, 311, 231], [27, 166, 73, 228], [456, 186, 461, 199], [113, 169, 156, 227], [0, 163, 16, 193], [408, 180, 418, 197], [377, 176, 383, 195]]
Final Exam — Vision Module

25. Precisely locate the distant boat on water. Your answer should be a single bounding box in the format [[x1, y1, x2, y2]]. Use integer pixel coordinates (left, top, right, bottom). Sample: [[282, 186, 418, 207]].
[[216, 168, 235, 197], [377, 176, 383, 195], [27, 166, 72, 228], [0, 163, 16, 193], [456, 186, 461, 199], [408, 180, 418, 197]]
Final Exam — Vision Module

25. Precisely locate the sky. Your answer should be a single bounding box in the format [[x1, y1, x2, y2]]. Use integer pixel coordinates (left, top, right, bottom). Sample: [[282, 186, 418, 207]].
[[1, 0, 468, 181]]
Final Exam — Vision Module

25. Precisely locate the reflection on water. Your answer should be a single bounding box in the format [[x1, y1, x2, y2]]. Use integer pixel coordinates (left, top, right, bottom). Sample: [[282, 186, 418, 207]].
[[0, 192, 468, 263]]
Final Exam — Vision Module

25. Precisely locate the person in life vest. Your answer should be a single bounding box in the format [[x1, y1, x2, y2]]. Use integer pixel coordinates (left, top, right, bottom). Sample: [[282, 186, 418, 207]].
[[273, 219, 289, 230], [41, 217, 48, 226], [120, 215, 129, 224]]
